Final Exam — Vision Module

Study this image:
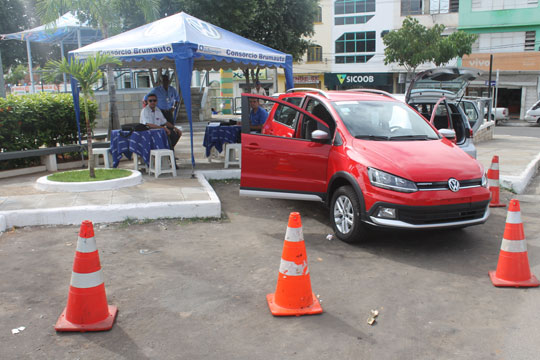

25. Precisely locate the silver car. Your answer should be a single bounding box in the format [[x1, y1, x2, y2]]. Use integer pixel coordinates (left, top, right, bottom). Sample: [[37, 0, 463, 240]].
[[404, 67, 481, 158]]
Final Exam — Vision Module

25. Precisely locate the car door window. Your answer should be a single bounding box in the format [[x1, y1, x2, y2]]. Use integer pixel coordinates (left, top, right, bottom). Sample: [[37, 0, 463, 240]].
[[460, 101, 479, 127], [301, 98, 333, 140], [274, 97, 302, 128]]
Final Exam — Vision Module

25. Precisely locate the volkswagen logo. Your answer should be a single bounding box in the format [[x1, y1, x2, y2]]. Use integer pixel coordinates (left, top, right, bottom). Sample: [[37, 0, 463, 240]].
[[448, 178, 460, 192]]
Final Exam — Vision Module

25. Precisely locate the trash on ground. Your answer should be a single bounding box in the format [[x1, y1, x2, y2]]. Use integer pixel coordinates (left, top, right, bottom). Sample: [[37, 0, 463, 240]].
[[65, 242, 73, 246], [11, 326, 25, 334], [317, 257, 323, 262], [367, 309, 379, 325], [139, 249, 159, 255], [326, 234, 333, 241]]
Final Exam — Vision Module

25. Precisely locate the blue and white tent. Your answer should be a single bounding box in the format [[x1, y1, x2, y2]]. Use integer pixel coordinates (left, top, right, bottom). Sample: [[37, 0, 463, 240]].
[[70, 12, 295, 170], [1, 12, 101, 93]]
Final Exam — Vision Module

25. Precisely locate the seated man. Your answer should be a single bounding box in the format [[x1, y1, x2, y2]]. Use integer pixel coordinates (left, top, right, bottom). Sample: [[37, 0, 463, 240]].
[[249, 97, 268, 132], [140, 94, 182, 150]]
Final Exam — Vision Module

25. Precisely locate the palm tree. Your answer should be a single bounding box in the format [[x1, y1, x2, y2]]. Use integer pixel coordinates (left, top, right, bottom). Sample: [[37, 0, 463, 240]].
[[36, 0, 159, 136], [44, 54, 121, 178]]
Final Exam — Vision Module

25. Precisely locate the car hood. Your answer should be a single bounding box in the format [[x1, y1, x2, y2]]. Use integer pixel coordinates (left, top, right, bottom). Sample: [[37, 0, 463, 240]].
[[405, 67, 483, 103], [352, 138, 483, 181]]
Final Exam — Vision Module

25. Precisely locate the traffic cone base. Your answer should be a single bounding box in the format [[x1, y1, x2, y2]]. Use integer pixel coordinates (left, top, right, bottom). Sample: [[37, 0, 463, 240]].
[[489, 203, 506, 208], [55, 305, 118, 332], [266, 293, 322, 316], [489, 271, 539, 287]]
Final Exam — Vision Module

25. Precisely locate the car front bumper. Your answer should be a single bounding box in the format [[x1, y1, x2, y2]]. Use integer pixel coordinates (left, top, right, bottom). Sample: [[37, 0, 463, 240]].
[[365, 200, 490, 229]]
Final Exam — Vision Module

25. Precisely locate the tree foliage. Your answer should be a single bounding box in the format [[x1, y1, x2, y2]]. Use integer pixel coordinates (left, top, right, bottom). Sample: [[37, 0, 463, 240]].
[[44, 54, 121, 177], [36, 0, 160, 134], [0, 0, 31, 71], [383, 17, 478, 74]]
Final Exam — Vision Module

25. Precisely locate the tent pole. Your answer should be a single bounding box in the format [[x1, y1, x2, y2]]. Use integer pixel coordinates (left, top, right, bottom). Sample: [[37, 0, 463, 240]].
[[26, 39, 35, 94], [60, 41, 68, 92], [77, 28, 82, 48]]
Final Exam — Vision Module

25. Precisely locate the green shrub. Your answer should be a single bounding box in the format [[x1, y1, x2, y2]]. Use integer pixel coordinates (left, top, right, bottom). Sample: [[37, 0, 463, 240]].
[[0, 93, 97, 170]]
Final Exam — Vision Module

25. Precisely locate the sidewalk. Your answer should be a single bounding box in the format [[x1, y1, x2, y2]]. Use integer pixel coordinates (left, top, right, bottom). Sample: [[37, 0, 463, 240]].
[[1, 132, 539, 232], [475, 134, 540, 194], [0, 126, 240, 232]]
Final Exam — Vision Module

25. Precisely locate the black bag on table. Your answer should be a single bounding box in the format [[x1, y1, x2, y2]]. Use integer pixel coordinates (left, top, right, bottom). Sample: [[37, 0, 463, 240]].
[[120, 123, 150, 137]]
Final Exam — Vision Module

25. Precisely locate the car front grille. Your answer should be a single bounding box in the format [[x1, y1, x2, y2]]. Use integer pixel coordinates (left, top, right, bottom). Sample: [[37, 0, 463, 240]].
[[416, 178, 483, 191], [397, 201, 489, 225]]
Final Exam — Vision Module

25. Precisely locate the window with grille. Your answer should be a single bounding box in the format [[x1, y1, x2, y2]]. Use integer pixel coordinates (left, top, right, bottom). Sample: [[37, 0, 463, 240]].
[[315, 6, 322, 22], [335, 0, 376, 15], [307, 46, 323, 62], [335, 31, 376, 54], [525, 31, 536, 51], [401, 0, 423, 15], [335, 14, 374, 25], [474, 32, 527, 53], [335, 55, 375, 63]]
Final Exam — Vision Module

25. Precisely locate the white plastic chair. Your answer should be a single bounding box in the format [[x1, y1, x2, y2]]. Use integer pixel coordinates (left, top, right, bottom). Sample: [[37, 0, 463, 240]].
[[149, 149, 177, 178]]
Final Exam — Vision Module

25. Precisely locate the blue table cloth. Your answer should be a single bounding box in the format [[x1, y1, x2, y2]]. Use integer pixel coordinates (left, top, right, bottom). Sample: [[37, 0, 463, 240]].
[[110, 129, 170, 167], [202, 125, 241, 157]]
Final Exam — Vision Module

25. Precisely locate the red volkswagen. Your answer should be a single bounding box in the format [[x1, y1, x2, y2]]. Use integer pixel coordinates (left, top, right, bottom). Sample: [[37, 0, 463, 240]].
[[240, 89, 491, 243]]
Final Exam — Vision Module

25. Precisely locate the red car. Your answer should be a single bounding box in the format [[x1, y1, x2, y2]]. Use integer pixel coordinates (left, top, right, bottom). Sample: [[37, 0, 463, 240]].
[[240, 89, 491, 242]]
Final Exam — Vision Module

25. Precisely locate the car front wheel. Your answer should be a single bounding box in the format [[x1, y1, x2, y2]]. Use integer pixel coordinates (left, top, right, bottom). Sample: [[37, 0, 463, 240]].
[[330, 185, 367, 243]]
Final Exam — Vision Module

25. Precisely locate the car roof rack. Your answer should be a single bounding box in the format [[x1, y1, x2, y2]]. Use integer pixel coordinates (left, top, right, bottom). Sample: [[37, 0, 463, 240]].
[[345, 88, 397, 99], [286, 88, 330, 99]]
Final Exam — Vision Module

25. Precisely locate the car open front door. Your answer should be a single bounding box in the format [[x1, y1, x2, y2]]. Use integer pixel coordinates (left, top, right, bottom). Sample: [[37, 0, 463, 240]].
[[240, 94, 332, 201]]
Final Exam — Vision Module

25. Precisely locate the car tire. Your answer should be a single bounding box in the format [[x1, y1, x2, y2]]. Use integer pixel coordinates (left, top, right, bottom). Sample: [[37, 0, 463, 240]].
[[330, 185, 367, 243]]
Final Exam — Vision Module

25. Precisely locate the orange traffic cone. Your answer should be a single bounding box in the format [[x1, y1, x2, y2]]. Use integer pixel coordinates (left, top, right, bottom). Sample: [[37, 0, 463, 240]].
[[487, 155, 506, 208], [489, 199, 539, 287], [267, 212, 322, 316], [55, 221, 118, 331]]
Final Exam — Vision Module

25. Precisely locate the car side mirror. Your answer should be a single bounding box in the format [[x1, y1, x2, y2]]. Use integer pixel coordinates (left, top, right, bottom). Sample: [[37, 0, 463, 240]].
[[439, 128, 456, 140], [312, 129, 330, 141]]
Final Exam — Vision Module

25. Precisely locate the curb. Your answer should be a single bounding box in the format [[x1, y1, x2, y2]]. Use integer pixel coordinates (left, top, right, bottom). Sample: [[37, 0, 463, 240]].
[[0, 169, 241, 231], [500, 152, 540, 194], [35, 170, 142, 192]]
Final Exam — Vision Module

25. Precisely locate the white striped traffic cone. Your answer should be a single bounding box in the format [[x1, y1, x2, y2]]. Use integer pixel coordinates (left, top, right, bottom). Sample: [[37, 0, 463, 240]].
[[489, 199, 539, 287], [55, 220, 117, 331], [487, 155, 506, 208]]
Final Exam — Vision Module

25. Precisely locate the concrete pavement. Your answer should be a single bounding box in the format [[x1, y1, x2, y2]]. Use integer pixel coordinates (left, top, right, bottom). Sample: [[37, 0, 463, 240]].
[[1, 128, 539, 232]]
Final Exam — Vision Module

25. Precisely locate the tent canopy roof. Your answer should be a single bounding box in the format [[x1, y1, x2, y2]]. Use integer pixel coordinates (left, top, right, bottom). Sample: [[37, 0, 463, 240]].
[[69, 12, 293, 72], [1, 12, 101, 45]]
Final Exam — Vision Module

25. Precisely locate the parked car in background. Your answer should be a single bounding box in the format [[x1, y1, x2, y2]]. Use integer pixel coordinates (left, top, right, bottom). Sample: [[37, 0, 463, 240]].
[[485, 106, 509, 125], [241, 90, 491, 243], [403, 67, 480, 158], [525, 100, 540, 124]]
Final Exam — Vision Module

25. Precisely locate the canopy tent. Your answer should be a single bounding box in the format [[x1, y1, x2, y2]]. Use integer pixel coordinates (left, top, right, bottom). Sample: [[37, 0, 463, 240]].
[[69, 12, 294, 171], [1, 12, 102, 93]]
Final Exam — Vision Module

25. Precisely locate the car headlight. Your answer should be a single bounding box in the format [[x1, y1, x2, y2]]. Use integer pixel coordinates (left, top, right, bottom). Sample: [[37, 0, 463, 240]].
[[368, 168, 418, 193], [482, 172, 488, 187]]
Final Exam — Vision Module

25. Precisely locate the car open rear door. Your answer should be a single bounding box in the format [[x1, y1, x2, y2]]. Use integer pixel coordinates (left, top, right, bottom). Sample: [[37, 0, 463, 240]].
[[240, 94, 332, 201]]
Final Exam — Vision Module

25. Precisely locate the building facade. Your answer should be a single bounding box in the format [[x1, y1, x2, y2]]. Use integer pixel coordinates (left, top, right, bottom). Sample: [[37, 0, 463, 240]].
[[458, 0, 540, 118]]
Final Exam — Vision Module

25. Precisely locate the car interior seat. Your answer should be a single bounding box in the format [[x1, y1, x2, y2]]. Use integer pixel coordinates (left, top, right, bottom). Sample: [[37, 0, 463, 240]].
[[433, 115, 449, 130]]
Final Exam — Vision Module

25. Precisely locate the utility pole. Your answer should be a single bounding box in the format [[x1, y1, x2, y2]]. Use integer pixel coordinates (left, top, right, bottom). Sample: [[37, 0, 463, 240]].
[[0, 48, 6, 98], [487, 54, 493, 122]]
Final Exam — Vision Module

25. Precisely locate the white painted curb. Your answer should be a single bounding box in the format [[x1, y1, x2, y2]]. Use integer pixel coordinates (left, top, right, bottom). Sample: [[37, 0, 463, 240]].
[[0, 214, 6, 233], [0, 169, 235, 229], [500, 152, 540, 194], [35, 169, 142, 192]]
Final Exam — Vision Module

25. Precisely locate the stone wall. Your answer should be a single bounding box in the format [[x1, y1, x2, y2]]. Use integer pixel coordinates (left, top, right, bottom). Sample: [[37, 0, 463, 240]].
[[93, 89, 148, 129]]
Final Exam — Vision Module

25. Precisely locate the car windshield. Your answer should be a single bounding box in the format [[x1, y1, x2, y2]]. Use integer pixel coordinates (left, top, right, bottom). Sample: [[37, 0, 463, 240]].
[[332, 100, 440, 140]]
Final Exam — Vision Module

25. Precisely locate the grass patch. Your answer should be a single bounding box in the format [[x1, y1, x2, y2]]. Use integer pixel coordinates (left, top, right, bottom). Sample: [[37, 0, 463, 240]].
[[208, 178, 240, 185], [47, 169, 132, 182]]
